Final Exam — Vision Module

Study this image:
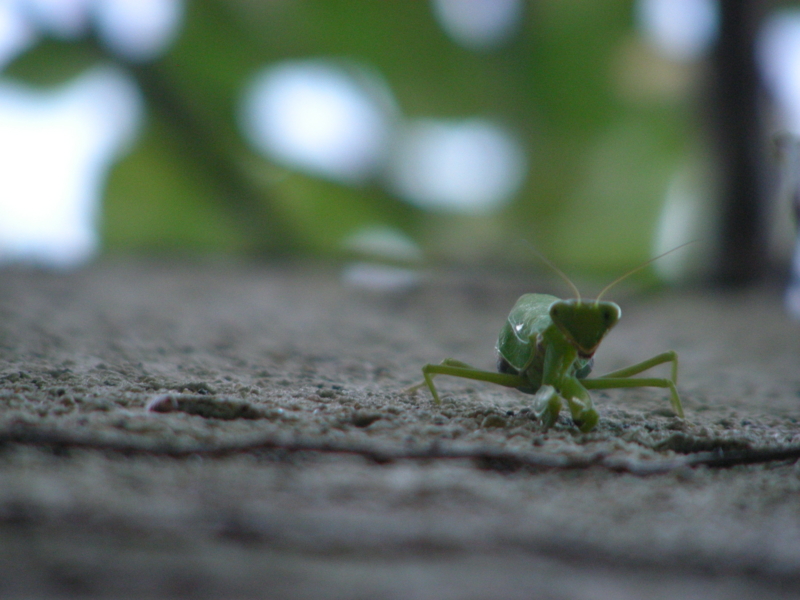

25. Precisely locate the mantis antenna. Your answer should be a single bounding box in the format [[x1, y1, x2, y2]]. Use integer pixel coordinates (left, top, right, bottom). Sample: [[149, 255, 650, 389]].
[[594, 240, 696, 303], [523, 242, 582, 301]]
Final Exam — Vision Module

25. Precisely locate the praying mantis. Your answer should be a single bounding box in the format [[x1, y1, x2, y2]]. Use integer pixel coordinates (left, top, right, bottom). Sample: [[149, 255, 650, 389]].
[[409, 248, 686, 432]]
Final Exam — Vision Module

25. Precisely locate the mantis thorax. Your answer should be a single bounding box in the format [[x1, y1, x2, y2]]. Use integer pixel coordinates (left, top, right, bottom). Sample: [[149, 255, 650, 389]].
[[549, 299, 621, 359]]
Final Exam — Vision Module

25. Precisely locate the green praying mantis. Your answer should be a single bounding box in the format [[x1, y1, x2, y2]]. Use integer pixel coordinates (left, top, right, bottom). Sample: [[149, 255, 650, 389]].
[[408, 247, 687, 432]]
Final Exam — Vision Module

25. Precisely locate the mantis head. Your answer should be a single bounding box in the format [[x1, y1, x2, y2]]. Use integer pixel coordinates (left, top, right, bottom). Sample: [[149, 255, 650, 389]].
[[549, 299, 620, 358], [531, 241, 694, 358]]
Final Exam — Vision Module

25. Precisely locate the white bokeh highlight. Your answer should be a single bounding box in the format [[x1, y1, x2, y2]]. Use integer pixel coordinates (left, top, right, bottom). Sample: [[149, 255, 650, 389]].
[[240, 60, 395, 185], [757, 10, 800, 134], [0, 1, 36, 69], [636, 0, 719, 62], [652, 165, 714, 282], [387, 119, 526, 214], [342, 225, 423, 262], [431, 0, 522, 50], [785, 236, 800, 320], [0, 0, 182, 267], [22, 0, 92, 39], [93, 0, 184, 62], [341, 262, 421, 292], [0, 0, 183, 64], [0, 66, 142, 267]]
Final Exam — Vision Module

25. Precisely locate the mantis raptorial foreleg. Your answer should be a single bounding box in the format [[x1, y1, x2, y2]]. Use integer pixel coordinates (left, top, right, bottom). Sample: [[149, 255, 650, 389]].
[[556, 376, 599, 432], [407, 358, 527, 404], [531, 384, 561, 429]]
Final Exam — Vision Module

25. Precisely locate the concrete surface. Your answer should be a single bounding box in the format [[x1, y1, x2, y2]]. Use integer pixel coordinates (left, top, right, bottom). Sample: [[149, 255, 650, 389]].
[[1, 259, 799, 599]]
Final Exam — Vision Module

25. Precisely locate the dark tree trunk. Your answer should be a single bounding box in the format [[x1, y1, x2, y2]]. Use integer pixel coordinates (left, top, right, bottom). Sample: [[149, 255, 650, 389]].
[[710, 1, 772, 284]]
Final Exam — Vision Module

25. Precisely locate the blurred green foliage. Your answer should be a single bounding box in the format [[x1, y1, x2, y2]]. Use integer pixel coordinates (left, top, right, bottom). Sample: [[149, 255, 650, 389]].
[[5, 0, 700, 273]]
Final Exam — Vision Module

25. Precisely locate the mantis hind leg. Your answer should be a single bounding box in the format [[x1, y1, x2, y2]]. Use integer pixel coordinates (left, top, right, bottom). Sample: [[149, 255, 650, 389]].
[[583, 351, 683, 418], [407, 358, 527, 404], [599, 351, 678, 384]]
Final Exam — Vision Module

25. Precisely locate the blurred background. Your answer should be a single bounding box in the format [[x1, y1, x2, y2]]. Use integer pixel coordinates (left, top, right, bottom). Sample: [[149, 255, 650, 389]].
[[1, 0, 799, 287]]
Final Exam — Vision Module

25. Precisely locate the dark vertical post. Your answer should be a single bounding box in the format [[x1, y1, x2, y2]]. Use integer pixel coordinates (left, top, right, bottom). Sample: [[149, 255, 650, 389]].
[[710, 1, 769, 284]]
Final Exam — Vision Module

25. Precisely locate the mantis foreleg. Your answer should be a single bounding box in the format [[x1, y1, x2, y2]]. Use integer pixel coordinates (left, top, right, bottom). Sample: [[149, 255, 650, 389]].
[[532, 384, 560, 429], [556, 376, 599, 432]]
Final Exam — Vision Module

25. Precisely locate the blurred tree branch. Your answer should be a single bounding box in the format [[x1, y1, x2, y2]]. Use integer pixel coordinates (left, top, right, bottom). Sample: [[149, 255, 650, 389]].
[[121, 58, 299, 254]]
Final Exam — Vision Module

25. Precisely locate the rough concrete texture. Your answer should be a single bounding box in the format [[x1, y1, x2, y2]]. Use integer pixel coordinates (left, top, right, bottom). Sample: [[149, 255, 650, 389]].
[[1, 259, 799, 599]]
